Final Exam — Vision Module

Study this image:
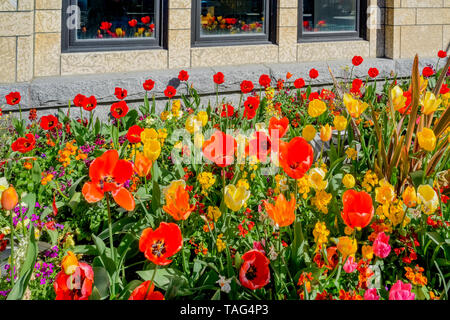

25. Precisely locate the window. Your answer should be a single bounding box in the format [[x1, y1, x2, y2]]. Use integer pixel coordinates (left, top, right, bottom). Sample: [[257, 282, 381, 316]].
[[298, 0, 367, 42], [62, 0, 167, 52], [192, 0, 276, 46]]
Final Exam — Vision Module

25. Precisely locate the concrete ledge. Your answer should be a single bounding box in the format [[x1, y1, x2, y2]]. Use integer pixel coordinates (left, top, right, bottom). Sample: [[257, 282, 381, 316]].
[[0, 57, 446, 113]]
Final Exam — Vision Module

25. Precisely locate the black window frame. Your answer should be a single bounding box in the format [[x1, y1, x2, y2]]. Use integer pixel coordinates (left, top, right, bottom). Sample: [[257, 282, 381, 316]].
[[62, 0, 168, 53], [191, 0, 277, 47], [298, 0, 367, 42]]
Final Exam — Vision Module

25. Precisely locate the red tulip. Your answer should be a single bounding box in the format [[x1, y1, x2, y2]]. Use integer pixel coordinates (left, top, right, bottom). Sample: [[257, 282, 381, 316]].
[[5, 92, 21, 105], [341, 189, 374, 229], [110, 101, 129, 119], [126, 125, 143, 144], [82, 150, 135, 211], [40, 115, 59, 131], [279, 137, 314, 179], [239, 250, 270, 290], [213, 72, 225, 85], [202, 130, 236, 167]]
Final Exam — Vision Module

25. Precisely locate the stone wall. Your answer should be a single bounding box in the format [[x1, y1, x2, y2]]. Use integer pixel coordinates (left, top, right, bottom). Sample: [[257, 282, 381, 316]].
[[385, 0, 450, 59], [0, 0, 448, 85]]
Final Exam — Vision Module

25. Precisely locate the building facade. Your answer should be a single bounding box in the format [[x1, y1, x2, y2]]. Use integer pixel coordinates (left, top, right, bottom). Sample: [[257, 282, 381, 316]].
[[0, 0, 449, 112]]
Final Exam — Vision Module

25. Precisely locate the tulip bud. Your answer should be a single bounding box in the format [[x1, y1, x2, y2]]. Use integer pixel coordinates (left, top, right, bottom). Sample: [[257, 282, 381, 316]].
[[320, 124, 332, 142], [342, 174, 355, 189], [1, 185, 18, 211]]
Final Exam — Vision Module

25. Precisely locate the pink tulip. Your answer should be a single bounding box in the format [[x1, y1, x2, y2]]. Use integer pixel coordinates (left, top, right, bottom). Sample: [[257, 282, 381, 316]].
[[373, 232, 391, 258], [343, 256, 357, 273], [389, 280, 415, 300], [364, 288, 380, 300]]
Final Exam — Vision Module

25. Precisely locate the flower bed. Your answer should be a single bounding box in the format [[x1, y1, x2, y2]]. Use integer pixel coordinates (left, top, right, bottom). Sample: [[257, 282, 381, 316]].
[[0, 52, 449, 301]]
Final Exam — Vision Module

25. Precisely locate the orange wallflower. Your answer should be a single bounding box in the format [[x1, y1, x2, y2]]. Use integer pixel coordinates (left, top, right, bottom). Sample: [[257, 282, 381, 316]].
[[263, 193, 296, 227], [163, 185, 195, 221]]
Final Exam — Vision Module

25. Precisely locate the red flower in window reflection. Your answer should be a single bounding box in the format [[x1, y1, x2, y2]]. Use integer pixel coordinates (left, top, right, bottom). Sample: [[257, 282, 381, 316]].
[[303, 21, 309, 28], [149, 24, 155, 32], [100, 22, 112, 30], [225, 18, 237, 24], [318, 20, 326, 26], [141, 16, 151, 24], [128, 19, 138, 27]]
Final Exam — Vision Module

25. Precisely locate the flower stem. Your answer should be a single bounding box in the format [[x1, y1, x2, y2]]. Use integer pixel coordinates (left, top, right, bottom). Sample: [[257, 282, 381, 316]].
[[9, 210, 14, 287], [105, 193, 116, 298]]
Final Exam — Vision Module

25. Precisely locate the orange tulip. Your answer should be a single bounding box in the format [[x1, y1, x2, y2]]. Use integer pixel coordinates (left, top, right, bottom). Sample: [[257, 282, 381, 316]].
[[1, 185, 18, 211], [163, 185, 195, 220], [134, 152, 152, 178], [263, 193, 296, 227], [61, 251, 79, 275]]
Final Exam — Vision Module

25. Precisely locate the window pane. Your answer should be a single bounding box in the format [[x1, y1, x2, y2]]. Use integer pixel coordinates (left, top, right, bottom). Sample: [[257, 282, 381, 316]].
[[302, 0, 357, 33], [76, 0, 156, 40], [200, 0, 265, 37]]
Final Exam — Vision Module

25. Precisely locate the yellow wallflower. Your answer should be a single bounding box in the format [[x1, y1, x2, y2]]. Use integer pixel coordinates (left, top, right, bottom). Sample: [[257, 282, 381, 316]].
[[345, 147, 357, 161], [160, 111, 172, 121], [313, 221, 329, 251], [302, 125, 316, 141], [197, 172, 216, 195], [216, 234, 226, 252], [375, 179, 396, 205], [296, 175, 311, 199], [311, 190, 332, 214], [308, 99, 327, 118], [362, 170, 378, 192], [417, 128, 436, 152], [207, 206, 222, 222]]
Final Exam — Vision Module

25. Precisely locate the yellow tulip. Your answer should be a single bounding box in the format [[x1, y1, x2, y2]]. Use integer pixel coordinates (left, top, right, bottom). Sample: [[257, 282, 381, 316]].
[[333, 115, 347, 131], [342, 174, 355, 189], [308, 99, 327, 118], [1, 185, 18, 211], [185, 115, 201, 134], [390, 86, 407, 111], [143, 139, 161, 161], [417, 128, 436, 152], [344, 93, 368, 118], [421, 91, 441, 115], [302, 125, 316, 142], [140, 128, 158, 143], [320, 124, 332, 142], [417, 185, 438, 215], [308, 168, 328, 190], [197, 111, 208, 127], [61, 251, 79, 275], [224, 184, 250, 212]]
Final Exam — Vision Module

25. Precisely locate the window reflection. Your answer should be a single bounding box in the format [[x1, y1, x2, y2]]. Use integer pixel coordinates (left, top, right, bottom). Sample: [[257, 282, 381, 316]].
[[200, 0, 265, 36], [77, 0, 156, 40], [302, 0, 357, 33]]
